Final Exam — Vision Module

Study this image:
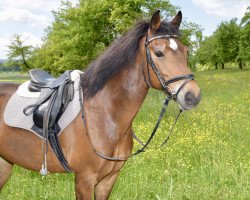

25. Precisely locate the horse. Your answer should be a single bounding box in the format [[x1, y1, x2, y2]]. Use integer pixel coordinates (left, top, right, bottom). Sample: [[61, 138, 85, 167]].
[[0, 10, 201, 199]]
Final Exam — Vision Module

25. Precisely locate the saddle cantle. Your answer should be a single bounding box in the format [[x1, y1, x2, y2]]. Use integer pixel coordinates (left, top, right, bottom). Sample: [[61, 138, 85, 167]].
[[23, 69, 76, 173], [28, 69, 56, 92]]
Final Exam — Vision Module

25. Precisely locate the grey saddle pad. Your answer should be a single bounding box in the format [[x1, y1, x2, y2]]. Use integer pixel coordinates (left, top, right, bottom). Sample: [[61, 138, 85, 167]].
[[4, 76, 81, 138]]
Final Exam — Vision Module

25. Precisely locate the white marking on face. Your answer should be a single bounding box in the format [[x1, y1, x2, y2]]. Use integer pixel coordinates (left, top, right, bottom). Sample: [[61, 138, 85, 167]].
[[169, 39, 178, 51]]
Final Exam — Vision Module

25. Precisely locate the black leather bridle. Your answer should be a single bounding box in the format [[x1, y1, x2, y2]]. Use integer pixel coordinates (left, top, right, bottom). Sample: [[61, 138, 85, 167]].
[[80, 34, 196, 161], [144, 34, 194, 100]]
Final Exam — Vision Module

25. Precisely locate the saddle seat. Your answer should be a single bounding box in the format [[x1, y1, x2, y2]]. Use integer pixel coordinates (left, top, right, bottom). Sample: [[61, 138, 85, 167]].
[[29, 69, 56, 92]]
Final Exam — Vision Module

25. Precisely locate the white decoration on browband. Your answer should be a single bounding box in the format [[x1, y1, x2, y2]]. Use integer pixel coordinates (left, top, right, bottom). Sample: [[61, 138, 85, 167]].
[[169, 38, 178, 51]]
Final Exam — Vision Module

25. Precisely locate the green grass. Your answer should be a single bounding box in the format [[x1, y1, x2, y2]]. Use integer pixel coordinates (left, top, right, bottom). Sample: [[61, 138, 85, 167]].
[[0, 71, 28, 83], [0, 69, 249, 199]]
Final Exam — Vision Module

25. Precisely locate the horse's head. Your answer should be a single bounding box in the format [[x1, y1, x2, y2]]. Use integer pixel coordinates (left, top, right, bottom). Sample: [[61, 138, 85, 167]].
[[144, 10, 201, 110]]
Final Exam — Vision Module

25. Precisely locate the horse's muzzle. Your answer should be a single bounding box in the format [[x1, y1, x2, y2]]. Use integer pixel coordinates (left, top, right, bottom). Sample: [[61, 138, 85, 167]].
[[178, 90, 201, 110], [173, 78, 201, 111], [185, 91, 201, 106]]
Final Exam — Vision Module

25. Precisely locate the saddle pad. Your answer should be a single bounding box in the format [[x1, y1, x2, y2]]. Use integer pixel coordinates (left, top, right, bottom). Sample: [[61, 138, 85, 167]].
[[3, 77, 81, 138]]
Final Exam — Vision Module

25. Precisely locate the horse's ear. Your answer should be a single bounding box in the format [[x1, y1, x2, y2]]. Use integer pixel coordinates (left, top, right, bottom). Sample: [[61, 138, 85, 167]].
[[170, 11, 182, 28], [150, 10, 161, 32]]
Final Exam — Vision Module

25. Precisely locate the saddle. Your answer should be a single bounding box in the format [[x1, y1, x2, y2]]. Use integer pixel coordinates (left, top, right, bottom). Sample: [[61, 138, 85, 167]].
[[23, 69, 74, 173]]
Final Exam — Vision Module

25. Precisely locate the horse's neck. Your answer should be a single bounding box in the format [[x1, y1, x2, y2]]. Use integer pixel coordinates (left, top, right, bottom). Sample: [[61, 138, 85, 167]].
[[84, 59, 148, 149]]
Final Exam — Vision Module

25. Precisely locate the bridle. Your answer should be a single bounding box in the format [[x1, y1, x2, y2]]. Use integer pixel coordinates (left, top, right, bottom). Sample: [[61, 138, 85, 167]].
[[144, 34, 194, 100], [79, 34, 196, 161]]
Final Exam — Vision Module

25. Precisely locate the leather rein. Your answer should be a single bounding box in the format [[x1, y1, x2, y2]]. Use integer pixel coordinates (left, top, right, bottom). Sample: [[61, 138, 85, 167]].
[[79, 34, 195, 161]]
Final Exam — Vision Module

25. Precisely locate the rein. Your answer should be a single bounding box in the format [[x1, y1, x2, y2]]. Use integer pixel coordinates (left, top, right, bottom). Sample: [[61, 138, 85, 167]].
[[80, 34, 195, 161]]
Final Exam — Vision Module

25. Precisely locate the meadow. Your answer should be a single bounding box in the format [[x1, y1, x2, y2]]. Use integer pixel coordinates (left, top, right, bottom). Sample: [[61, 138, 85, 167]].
[[0, 69, 249, 199], [0, 72, 28, 83]]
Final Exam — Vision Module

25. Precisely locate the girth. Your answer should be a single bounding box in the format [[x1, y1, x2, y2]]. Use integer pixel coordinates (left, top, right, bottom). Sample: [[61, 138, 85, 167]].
[[23, 69, 74, 174]]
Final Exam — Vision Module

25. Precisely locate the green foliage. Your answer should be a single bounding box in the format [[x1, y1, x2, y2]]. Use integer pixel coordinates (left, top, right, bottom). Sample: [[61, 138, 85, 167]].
[[240, 6, 250, 25], [180, 21, 203, 70], [1, 69, 249, 199], [238, 6, 250, 64], [6, 34, 34, 71], [195, 7, 250, 70], [195, 35, 219, 67], [180, 21, 203, 52], [216, 19, 241, 67], [29, 0, 201, 74]]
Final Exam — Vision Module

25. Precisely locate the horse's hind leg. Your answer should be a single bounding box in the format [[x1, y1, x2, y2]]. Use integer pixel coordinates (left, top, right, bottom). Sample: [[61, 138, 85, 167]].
[[0, 157, 13, 191]]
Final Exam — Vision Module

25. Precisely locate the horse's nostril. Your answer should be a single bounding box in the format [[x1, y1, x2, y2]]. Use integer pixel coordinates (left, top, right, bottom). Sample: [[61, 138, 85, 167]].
[[184, 91, 201, 106], [184, 92, 195, 105]]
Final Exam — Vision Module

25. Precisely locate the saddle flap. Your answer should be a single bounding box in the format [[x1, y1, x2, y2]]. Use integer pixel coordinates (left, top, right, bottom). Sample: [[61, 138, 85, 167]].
[[32, 79, 74, 129]]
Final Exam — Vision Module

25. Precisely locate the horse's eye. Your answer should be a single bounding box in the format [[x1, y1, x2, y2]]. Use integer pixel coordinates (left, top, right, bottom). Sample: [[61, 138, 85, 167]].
[[154, 51, 164, 57]]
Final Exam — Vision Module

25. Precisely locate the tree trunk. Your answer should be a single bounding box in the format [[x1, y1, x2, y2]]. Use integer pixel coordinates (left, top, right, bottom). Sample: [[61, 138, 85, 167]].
[[221, 63, 225, 69], [23, 60, 30, 69], [238, 59, 243, 70], [21, 53, 30, 69], [215, 62, 218, 70]]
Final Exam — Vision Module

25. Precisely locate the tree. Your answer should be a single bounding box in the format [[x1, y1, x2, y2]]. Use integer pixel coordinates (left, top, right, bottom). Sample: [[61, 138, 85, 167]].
[[194, 6, 250, 70], [215, 18, 241, 69], [30, 0, 202, 74], [238, 6, 250, 68], [195, 18, 242, 70], [6, 34, 34, 71], [180, 21, 203, 69], [195, 34, 220, 70]]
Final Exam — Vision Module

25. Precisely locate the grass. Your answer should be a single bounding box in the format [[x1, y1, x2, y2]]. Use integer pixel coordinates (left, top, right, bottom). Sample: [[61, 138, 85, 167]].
[[0, 69, 249, 199], [0, 71, 28, 83]]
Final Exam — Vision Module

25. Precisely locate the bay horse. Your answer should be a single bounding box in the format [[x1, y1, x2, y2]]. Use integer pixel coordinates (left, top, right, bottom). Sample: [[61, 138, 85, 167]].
[[0, 11, 201, 199]]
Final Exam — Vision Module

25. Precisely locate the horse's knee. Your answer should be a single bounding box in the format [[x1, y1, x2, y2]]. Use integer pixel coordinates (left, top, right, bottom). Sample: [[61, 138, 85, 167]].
[[94, 172, 120, 200], [75, 173, 96, 200]]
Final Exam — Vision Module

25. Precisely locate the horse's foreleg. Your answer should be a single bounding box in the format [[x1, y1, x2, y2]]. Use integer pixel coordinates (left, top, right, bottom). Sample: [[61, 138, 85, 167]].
[[0, 157, 13, 191], [75, 172, 96, 200], [94, 171, 120, 200]]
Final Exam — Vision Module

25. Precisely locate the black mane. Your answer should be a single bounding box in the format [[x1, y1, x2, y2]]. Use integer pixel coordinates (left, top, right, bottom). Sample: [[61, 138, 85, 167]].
[[81, 20, 180, 99]]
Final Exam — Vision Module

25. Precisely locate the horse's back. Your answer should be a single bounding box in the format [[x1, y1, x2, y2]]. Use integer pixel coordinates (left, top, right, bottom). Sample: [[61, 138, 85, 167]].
[[0, 82, 19, 114], [0, 82, 19, 94]]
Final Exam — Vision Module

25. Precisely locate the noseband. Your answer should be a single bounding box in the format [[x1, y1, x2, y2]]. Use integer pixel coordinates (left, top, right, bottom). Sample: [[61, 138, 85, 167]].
[[144, 34, 194, 99]]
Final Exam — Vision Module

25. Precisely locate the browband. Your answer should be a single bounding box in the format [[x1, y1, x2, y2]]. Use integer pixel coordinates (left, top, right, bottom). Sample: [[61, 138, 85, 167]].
[[145, 35, 178, 46]]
